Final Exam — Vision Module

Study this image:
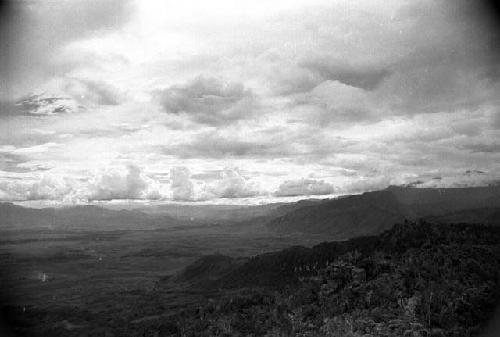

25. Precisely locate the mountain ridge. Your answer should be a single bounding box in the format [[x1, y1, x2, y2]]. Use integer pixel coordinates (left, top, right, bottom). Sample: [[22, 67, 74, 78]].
[[266, 185, 500, 236], [0, 202, 185, 230]]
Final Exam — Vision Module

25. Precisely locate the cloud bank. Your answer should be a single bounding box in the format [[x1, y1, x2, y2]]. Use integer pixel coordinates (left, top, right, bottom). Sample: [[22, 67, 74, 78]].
[[1, 0, 499, 203]]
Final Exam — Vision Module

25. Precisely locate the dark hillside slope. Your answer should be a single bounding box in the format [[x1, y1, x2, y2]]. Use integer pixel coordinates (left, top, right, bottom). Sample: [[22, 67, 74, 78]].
[[387, 185, 500, 217], [163, 222, 500, 337], [424, 207, 500, 226], [218, 235, 380, 289], [172, 254, 248, 288], [267, 189, 408, 236], [221, 221, 500, 289], [267, 185, 500, 236]]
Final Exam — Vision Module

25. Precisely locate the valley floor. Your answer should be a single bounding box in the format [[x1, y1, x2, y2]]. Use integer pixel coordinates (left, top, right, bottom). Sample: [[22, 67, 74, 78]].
[[1, 221, 499, 337], [0, 223, 333, 336]]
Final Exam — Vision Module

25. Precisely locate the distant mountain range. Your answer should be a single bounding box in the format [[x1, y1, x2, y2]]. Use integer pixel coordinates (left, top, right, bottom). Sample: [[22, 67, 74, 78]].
[[266, 185, 500, 237], [0, 203, 185, 230], [2, 185, 500, 234], [108, 202, 287, 223]]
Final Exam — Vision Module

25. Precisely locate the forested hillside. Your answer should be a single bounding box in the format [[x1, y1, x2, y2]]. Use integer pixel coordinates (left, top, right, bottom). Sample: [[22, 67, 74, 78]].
[[267, 186, 500, 236], [148, 221, 500, 337]]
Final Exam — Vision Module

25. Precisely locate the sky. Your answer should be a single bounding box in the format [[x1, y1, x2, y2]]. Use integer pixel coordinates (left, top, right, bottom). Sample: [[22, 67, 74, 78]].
[[0, 0, 499, 204]]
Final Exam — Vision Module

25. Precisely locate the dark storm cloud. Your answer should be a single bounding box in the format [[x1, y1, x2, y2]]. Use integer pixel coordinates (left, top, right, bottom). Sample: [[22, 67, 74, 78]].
[[0, 0, 133, 98], [155, 77, 256, 125]]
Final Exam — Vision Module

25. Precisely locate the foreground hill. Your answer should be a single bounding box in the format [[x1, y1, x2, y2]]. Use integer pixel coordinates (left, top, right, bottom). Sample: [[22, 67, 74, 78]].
[[152, 221, 500, 337], [267, 185, 500, 236], [170, 254, 249, 288]]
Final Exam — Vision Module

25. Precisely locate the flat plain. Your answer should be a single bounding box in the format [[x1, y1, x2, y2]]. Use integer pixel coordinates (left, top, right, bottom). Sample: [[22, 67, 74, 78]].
[[0, 220, 333, 336]]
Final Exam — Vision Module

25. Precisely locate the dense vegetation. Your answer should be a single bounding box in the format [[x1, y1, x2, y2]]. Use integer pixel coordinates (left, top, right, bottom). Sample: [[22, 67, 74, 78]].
[[3, 221, 500, 336], [148, 221, 500, 337]]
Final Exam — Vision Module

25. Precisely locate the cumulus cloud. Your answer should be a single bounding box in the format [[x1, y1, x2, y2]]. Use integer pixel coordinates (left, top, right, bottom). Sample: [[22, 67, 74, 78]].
[[168, 167, 263, 201], [89, 165, 159, 201], [0, 181, 28, 201], [26, 176, 73, 201], [0, 165, 162, 202], [0, 176, 75, 201], [275, 178, 335, 197], [204, 168, 262, 199], [170, 166, 194, 201], [155, 77, 256, 125]]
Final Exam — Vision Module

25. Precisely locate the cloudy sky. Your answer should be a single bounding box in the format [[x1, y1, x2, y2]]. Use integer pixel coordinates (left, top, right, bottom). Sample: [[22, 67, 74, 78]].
[[0, 0, 499, 204]]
